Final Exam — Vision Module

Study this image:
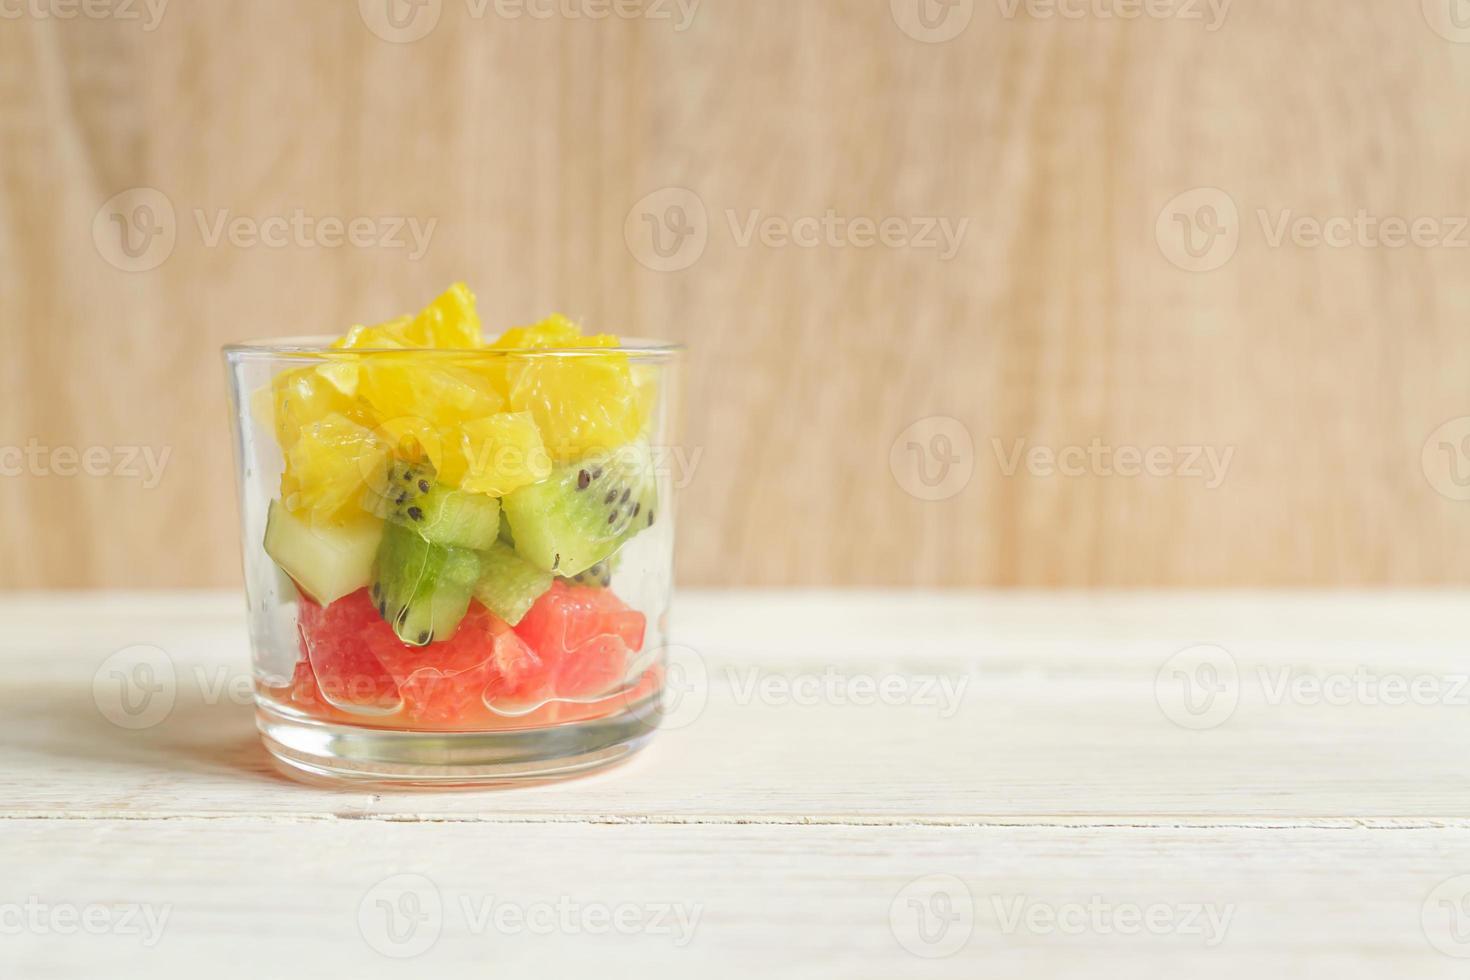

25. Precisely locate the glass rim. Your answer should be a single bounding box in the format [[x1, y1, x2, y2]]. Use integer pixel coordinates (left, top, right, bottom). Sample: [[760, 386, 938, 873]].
[[222, 335, 684, 361]]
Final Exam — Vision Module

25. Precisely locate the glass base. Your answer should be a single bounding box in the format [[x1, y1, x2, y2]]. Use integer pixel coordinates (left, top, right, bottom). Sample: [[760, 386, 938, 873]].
[[257, 695, 661, 789]]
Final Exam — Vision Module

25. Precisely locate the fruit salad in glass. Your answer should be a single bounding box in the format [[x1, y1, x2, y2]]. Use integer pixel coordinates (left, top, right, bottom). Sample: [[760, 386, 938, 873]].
[[224, 285, 679, 785]]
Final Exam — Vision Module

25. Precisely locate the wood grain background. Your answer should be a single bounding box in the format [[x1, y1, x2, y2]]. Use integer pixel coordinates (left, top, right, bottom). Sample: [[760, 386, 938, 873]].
[[3, 0, 1469, 588]]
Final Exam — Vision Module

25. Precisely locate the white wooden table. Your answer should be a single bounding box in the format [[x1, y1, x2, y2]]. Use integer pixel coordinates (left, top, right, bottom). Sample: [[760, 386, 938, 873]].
[[4, 591, 1470, 977]]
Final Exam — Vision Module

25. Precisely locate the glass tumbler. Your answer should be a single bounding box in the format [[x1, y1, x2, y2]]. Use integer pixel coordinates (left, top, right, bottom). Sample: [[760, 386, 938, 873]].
[[223, 339, 681, 786]]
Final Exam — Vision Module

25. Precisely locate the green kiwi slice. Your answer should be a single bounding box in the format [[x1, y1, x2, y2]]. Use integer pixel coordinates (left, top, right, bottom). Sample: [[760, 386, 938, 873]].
[[369, 521, 481, 646], [501, 438, 657, 576], [472, 542, 553, 626]]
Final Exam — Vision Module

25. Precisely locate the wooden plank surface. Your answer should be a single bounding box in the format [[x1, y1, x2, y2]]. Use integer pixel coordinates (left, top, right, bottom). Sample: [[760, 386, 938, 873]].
[[5, 590, 1470, 822], [5, 591, 1470, 976], [6, 821, 1470, 979], [3, 2, 1470, 589]]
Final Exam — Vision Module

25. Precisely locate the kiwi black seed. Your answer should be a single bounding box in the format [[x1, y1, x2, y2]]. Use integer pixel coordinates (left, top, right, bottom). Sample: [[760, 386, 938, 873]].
[[566, 558, 618, 588], [370, 522, 479, 647], [499, 439, 657, 575]]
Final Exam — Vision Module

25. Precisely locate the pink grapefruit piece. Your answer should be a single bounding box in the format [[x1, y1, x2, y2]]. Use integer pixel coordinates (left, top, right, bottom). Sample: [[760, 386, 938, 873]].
[[296, 590, 402, 714], [513, 581, 646, 700]]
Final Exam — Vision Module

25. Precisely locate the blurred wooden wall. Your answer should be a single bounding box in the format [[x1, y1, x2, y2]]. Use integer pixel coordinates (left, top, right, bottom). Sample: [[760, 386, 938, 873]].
[[3, 0, 1470, 588]]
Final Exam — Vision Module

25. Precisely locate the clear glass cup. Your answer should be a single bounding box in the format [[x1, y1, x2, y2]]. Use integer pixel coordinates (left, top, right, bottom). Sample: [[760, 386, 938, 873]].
[[223, 338, 681, 787]]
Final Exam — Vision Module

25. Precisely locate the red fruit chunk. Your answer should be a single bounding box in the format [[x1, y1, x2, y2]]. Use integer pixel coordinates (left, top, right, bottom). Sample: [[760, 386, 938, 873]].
[[291, 583, 641, 725], [364, 602, 545, 723], [294, 589, 546, 725], [296, 591, 400, 713], [513, 581, 646, 699]]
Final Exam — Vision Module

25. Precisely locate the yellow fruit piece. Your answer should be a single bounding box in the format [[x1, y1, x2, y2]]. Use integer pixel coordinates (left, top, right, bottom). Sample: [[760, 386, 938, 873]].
[[336, 283, 484, 351], [357, 354, 505, 476], [264, 291, 658, 519], [333, 315, 408, 352], [455, 413, 552, 496], [325, 284, 486, 409], [404, 283, 485, 348], [490, 314, 647, 462], [491, 313, 619, 352], [268, 367, 370, 451], [280, 413, 390, 524]]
